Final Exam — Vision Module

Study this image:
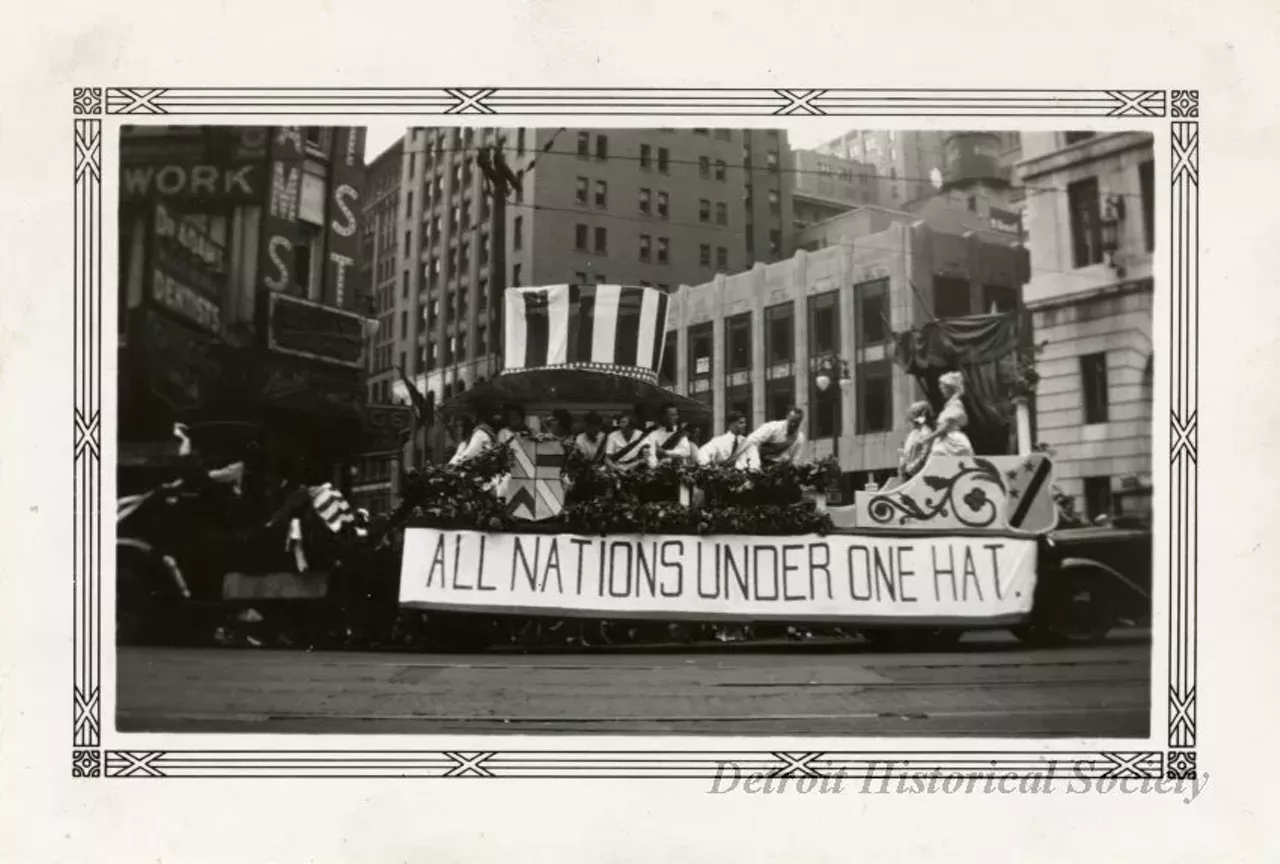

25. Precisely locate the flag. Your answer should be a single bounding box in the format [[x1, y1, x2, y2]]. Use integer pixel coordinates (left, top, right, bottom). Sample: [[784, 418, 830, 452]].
[[397, 365, 433, 428], [308, 483, 368, 538]]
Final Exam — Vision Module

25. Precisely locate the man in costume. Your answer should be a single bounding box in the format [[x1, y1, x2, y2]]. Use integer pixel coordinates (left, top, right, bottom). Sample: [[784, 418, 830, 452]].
[[646, 403, 699, 465], [744, 406, 808, 467], [604, 410, 652, 470], [697, 411, 755, 468]]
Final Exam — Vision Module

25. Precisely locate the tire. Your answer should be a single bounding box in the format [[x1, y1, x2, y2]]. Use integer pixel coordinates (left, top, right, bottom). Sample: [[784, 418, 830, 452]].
[[1028, 566, 1120, 645], [116, 547, 183, 645]]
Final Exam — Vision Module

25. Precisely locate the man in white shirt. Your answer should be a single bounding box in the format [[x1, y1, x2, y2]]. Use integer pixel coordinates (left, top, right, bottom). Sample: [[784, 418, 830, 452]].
[[745, 406, 808, 467], [573, 411, 607, 463], [448, 405, 500, 466], [605, 411, 652, 470], [697, 411, 755, 469], [646, 404, 699, 465]]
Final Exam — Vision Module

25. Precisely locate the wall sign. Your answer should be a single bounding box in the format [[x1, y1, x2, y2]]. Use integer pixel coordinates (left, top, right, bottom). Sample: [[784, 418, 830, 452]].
[[268, 292, 365, 367]]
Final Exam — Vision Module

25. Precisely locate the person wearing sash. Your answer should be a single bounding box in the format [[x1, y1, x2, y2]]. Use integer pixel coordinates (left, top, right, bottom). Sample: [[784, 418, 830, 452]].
[[573, 411, 608, 463], [647, 404, 699, 464], [448, 404, 499, 466], [697, 411, 754, 468], [605, 411, 652, 470], [745, 406, 808, 467]]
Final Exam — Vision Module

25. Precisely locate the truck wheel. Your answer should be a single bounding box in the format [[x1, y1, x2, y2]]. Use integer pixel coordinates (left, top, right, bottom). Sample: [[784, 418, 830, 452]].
[[1047, 567, 1119, 644]]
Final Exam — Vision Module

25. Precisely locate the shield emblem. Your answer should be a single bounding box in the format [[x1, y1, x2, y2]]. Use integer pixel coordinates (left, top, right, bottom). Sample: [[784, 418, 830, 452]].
[[504, 437, 567, 522], [1003, 453, 1058, 533]]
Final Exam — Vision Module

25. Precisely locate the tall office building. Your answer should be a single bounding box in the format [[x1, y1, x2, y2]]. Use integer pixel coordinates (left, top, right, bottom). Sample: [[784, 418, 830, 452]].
[[371, 126, 794, 464]]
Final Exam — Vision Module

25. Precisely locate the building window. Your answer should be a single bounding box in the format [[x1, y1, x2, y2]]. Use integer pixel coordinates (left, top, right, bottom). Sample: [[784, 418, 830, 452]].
[[982, 284, 1018, 314], [659, 331, 678, 386], [596, 134, 609, 160], [577, 132, 589, 157], [810, 373, 841, 440], [715, 202, 727, 225], [575, 177, 588, 205], [1065, 131, 1096, 145], [1083, 476, 1112, 521], [699, 157, 710, 179], [768, 189, 780, 215], [694, 128, 709, 136], [1068, 176, 1104, 268], [766, 150, 779, 171], [689, 322, 714, 379], [404, 230, 411, 258], [639, 187, 652, 215], [400, 310, 408, 339], [807, 290, 839, 356], [575, 224, 588, 251], [746, 223, 755, 256], [765, 378, 795, 423], [1081, 352, 1110, 424], [699, 199, 710, 223], [595, 180, 608, 209], [512, 263, 522, 287], [639, 234, 651, 262], [1139, 160, 1155, 253], [765, 302, 793, 365], [700, 244, 711, 266], [657, 191, 669, 219], [476, 325, 487, 354], [725, 312, 752, 372], [852, 359, 891, 434], [716, 246, 727, 269], [640, 144, 652, 170], [595, 274, 608, 285], [768, 229, 781, 258], [657, 237, 670, 264], [402, 269, 410, 299], [658, 148, 670, 174], [406, 190, 413, 218], [516, 128, 526, 155], [594, 226, 608, 255], [513, 216, 523, 251], [715, 160, 727, 181], [573, 271, 587, 284], [855, 279, 890, 345], [933, 275, 972, 319]]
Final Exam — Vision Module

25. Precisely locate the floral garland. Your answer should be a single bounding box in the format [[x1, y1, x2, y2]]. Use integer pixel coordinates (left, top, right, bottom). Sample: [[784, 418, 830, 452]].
[[386, 444, 837, 537]]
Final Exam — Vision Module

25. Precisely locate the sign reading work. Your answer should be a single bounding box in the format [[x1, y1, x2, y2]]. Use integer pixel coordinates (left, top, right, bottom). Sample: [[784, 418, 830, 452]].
[[399, 529, 1037, 622]]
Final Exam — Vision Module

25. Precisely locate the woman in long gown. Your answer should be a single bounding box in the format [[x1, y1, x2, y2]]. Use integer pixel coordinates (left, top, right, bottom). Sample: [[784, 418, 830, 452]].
[[897, 400, 936, 481], [925, 371, 975, 458]]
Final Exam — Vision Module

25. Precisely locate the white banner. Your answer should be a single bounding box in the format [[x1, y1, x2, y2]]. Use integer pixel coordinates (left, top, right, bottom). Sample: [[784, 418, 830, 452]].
[[399, 529, 1037, 623]]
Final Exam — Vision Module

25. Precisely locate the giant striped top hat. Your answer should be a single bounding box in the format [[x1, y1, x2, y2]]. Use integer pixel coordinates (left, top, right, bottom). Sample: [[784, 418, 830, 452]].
[[505, 284, 671, 384]]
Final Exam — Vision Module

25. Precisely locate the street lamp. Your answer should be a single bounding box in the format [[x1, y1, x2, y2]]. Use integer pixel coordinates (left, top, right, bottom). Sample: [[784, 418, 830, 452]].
[[813, 355, 853, 501]]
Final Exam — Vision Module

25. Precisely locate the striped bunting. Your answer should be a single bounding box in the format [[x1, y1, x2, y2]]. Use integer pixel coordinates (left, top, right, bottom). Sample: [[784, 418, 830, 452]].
[[504, 285, 670, 375]]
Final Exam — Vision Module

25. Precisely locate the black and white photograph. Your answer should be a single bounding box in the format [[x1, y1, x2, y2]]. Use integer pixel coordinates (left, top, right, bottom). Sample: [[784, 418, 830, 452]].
[[114, 122, 1157, 739], [11, 0, 1280, 856]]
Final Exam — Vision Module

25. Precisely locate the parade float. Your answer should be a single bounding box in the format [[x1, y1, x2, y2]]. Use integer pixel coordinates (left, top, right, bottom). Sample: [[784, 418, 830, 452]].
[[390, 285, 1151, 649]]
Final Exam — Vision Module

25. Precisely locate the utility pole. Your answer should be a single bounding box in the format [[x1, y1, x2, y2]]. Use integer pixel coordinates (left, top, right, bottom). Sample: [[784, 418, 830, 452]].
[[477, 136, 521, 378]]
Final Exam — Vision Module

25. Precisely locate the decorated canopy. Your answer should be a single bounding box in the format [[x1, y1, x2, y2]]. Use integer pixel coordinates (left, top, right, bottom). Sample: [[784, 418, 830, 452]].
[[441, 285, 709, 419]]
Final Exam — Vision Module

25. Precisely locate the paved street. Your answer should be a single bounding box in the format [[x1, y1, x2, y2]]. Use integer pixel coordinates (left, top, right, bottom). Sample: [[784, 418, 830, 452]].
[[117, 631, 1150, 737]]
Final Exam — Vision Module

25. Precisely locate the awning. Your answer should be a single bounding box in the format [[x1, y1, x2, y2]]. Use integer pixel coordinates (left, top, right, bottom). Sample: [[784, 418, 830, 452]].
[[438, 368, 713, 420]]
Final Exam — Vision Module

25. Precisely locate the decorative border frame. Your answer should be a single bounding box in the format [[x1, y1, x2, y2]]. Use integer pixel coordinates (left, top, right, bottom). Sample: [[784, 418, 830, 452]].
[[71, 87, 1198, 781]]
